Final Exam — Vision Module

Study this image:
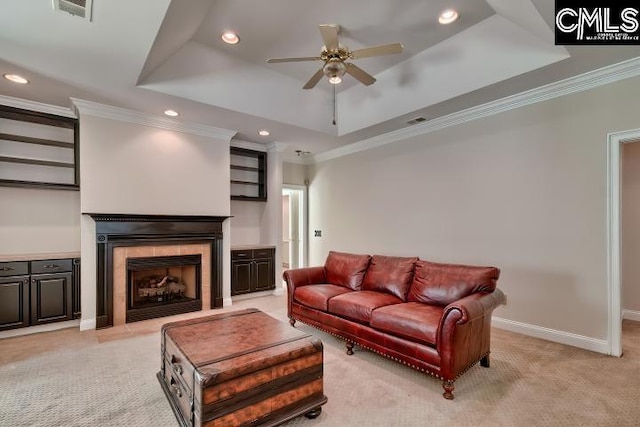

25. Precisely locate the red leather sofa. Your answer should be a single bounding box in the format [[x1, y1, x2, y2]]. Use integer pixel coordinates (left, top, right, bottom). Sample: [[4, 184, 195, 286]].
[[283, 251, 505, 399]]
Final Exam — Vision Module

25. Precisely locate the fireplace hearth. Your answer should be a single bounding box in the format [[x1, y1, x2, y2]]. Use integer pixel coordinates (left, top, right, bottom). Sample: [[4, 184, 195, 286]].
[[87, 213, 228, 329]]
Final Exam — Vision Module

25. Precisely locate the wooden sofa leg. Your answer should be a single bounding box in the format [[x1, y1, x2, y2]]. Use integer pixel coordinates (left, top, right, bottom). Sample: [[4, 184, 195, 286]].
[[289, 318, 296, 327], [442, 380, 455, 400], [480, 354, 490, 368], [345, 341, 354, 355]]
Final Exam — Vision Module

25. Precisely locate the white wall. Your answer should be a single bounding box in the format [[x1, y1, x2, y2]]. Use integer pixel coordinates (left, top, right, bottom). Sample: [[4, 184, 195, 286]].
[[79, 114, 231, 326], [230, 200, 265, 245], [622, 141, 640, 314], [283, 162, 307, 186], [308, 75, 640, 342], [0, 187, 80, 254]]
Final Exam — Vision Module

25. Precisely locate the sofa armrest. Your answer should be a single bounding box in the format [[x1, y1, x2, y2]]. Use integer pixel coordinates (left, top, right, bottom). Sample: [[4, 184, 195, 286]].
[[283, 267, 327, 321], [437, 289, 505, 379], [441, 288, 505, 326], [283, 266, 327, 291]]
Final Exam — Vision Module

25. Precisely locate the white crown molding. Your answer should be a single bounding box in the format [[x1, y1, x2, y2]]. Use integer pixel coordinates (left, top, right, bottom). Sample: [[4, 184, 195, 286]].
[[622, 309, 640, 322], [71, 98, 237, 142], [0, 94, 76, 118], [313, 56, 640, 164], [267, 141, 290, 152], [492, 316, 610, 355], [231, 139, 267, 152]]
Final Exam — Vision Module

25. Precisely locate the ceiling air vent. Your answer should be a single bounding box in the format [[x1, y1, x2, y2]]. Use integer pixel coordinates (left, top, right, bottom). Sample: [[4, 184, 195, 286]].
[[406, 116, 427, 125], [53, 0, 92, 21]]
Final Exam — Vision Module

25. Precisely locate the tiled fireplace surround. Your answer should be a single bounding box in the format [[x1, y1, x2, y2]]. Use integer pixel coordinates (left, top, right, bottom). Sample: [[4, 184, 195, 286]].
[[89, 214, 228, 329]]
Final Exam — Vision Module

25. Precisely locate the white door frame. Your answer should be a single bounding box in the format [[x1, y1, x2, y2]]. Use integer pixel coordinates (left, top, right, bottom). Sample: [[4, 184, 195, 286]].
[[606, 127, 640, 357], [283, 184, 308, 268]]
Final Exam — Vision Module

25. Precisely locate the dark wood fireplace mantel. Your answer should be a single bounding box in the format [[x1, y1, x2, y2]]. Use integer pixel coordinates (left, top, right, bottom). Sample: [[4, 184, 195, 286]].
[[85, 213, 229, 329]]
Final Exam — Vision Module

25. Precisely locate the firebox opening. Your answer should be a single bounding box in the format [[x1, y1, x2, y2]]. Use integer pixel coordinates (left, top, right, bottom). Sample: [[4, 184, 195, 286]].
[[126, 254, 202, 322]]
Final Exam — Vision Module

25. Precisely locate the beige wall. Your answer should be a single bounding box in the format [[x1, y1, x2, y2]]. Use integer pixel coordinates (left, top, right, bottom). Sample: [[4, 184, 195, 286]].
[[622, 142, 640, 314], [230, 200, 265, 245], [283, 162, 307, 185], [79, 114, 231, 326], [308, 75, 640, 341], [0, 186, 80, 254]]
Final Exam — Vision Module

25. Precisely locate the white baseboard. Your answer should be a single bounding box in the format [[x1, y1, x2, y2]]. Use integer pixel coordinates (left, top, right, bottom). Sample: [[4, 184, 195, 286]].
[[79, 318, 96, 331], [223, 297, 233, 307], [0, 319, 80, 339], [231, 290, 274, 302], [272, 287, 284, 296], [492, 316, 610, 355], [622, 309, 640, 322]]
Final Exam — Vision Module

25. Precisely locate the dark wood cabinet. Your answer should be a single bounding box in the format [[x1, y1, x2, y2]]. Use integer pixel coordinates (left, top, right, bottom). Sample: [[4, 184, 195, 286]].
[[0, 257, 80, 331], [0, 275, 30, 331], [30, 272, 73, 325], [231, 247, 275, 295]]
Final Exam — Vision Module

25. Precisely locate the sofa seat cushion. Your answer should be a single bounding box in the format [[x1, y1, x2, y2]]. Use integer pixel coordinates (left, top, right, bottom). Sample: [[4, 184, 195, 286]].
[[325, 251, 372, 290], [362, 255, 418, 301], [370, 302, 443, 347], [294, 284, 353, 312], [328, 291, 403, 324], [408, 260, 500, 306]]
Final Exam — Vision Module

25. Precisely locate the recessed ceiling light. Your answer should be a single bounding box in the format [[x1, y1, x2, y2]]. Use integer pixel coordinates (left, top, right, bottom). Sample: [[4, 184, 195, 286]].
[[164, 109, 179, 117], [221, 31, 240, 45], [3, 74, 29, 84], [258, 130, 270, 136], [439, 9, 459, 24]]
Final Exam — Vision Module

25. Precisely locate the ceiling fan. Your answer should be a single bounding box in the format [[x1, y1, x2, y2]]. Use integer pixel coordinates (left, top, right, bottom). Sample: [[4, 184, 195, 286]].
[[266, 24, 403, 89]]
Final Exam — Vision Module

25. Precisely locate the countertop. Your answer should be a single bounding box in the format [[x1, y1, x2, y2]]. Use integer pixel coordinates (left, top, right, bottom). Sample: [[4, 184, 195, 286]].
[[231, 245, 276, 251], [0, 252, 81, 262]]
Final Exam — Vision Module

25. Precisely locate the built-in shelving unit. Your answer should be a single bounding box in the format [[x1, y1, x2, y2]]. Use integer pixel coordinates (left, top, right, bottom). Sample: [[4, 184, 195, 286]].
[[230, 147, 267, 201], [0, 105, 79, 190]]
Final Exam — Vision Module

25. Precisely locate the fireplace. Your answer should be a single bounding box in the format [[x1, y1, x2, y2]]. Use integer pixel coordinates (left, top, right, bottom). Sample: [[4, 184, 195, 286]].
[[87, 213, 228, 329], [126, 254, 202, 323]]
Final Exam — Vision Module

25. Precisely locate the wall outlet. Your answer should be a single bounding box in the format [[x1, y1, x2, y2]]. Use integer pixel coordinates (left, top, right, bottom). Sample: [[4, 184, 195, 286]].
[[314, 230, 322, 237]]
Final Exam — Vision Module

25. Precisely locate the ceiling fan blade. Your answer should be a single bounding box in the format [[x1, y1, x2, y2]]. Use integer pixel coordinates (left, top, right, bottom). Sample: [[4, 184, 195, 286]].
[[350, 43, 403, 59], [303, 68, 325, 90], [345, 63, 376, 86], [267, 56, 321, 63], [319, 24, 339, 51]]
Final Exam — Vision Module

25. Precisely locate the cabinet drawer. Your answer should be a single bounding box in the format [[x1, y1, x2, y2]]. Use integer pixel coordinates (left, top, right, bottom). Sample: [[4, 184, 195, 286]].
[[31, 259, 72, 274], [231, 250, 252, 260], [0, 261, 29, 277], [253, 248, 274, 259]]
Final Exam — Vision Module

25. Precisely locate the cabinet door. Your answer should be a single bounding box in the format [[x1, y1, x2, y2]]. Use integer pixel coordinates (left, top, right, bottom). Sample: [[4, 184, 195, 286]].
[[30, 272, 72, 325], [253, 258, 275, 292], [0, 276, 30, 331], [231, 260, 253, 295]]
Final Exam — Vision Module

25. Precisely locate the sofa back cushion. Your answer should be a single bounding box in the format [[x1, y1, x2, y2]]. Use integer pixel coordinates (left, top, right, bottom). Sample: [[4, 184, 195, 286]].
[[362, 255, 418, 301], [408, 260, 500, 306], [325, 251, 372, 290]]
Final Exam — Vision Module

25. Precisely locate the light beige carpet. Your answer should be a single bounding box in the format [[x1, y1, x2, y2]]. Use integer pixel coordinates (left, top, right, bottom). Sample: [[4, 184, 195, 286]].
[[0, 295, 638, 426]]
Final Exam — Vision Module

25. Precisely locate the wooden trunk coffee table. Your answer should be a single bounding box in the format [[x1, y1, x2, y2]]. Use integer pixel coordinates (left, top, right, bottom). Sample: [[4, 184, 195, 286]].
[[157, 308, 327, 427]]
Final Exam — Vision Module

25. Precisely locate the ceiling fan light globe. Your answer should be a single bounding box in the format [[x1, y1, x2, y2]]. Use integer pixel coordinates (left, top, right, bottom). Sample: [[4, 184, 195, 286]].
[[328, 76, 342, 84]]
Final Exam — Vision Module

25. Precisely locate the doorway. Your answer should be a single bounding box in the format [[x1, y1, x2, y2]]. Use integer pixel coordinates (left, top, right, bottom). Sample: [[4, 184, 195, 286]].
[[282, 185, 307, 270], [607, 128, 640, 357]]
